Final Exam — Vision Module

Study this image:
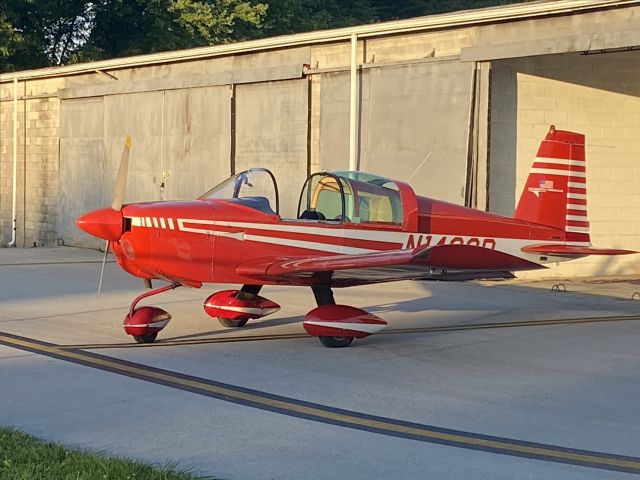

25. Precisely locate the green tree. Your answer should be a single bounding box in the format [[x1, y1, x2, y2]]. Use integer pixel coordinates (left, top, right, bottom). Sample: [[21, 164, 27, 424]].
[[0, 9, 24, 72], [78, 0, 267, 61], [369, 0, 529, 20], [258, 0, 529, 36], [1, 0, 267, 71], [257, 0, 379, 37], [2, 1, 96, 69]]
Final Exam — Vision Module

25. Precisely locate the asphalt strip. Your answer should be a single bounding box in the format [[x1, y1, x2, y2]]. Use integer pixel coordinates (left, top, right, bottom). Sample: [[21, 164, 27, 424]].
[[1, 329, 640, 475]]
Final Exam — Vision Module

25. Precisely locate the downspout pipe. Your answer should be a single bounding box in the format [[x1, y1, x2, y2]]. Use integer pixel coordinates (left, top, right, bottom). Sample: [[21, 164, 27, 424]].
[[348, 34, 358, 171], [9, 77, 18, 247]]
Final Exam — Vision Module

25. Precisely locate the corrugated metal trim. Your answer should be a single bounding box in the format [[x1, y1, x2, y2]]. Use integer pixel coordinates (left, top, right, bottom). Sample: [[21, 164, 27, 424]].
[[57, 63, 304, 100], [461, 27, 640, 61], [303, 55, 460, 75], [1, 0, 636, 82]]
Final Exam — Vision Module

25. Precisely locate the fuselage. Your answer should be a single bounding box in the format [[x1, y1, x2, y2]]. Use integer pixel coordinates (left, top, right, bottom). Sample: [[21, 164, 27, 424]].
[[110, 195, 569, 288]]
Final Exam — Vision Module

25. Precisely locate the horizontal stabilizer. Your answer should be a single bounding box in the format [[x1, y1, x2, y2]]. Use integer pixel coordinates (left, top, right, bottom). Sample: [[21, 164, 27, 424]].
[[522, 244, 636, 256]]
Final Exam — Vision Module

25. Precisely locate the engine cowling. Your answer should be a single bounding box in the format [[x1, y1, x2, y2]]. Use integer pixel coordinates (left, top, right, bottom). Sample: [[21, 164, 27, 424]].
[[303, 305, 387, 339]]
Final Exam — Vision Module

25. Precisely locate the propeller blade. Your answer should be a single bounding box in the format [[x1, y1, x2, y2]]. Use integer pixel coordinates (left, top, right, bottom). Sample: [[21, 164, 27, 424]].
[[143, 278, 152, 289], [97, 240, 110, 297], [111, 135, 132, 211], [96, 135, 131, 296]]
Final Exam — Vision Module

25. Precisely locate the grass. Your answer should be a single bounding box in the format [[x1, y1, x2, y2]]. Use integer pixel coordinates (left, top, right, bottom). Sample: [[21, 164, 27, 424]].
[[0, 427, 211, 479]]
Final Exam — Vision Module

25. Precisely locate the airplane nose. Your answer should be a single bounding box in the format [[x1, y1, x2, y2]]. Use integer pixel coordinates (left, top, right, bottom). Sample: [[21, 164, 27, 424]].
[[76, 207, 124, 241]]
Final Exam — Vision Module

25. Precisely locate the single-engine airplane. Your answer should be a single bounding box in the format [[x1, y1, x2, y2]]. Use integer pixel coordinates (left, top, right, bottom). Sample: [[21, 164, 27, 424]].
[[77, 126, 635, 347]]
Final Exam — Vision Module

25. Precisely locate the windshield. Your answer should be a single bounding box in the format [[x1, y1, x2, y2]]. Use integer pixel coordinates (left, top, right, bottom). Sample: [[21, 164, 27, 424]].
[[199, 168, 279, 215]]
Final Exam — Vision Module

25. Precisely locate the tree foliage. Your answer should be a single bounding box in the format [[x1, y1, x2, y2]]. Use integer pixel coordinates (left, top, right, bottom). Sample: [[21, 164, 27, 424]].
[[80, 0, 268, 62], [0, 0, 528, 73]]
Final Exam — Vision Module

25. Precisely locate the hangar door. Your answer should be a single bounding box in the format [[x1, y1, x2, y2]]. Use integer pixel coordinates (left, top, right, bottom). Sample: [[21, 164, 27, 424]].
[[235, 79, 308, 218], [161, 86, 231, 200], [58, 87, 231, 247], [319, 59, 475, 205], [59, 97, 104, 248]]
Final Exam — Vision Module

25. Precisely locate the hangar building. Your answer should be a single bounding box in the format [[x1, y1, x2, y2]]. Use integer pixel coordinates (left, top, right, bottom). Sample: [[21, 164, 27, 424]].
[[0, 0, 639, 277]]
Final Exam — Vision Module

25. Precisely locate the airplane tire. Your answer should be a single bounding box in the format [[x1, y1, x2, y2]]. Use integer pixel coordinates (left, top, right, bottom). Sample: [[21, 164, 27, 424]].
[[218, 317, 249, 328], [319, 336, 354, 348], [133, 333, 158, 344]]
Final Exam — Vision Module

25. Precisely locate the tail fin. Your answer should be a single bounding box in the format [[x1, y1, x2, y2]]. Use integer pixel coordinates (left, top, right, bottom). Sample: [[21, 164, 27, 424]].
[[514, 125, 590, 245]]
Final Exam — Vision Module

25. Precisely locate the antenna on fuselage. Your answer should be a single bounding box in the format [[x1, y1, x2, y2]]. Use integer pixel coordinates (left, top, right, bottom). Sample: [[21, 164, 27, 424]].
[[407, 150, 433, 183]]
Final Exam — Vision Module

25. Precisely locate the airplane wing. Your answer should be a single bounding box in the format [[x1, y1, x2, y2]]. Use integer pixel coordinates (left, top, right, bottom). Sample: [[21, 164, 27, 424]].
[[236, 245, 431, 277], [236, 244, 519, 286]]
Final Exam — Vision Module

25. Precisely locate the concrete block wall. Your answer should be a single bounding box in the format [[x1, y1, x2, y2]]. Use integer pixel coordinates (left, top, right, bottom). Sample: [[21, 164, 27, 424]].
[[490, 51, 640, 277], [24, 95, 60, 246], [0, 80, 61, 247]]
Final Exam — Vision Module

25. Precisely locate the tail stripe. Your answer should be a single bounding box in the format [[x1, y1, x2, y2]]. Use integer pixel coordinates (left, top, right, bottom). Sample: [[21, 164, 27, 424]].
[[567, 226, 590, 233], [568, 193, 587, 200], [534, 157, 585, 166], [567, 204, 587, 210], [529, 168, 586, 177], [568, 181, 586, 188]]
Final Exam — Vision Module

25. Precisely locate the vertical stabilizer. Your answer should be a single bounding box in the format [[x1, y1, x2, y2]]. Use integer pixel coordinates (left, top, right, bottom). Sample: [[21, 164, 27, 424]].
[[514, 126, 590, 244]]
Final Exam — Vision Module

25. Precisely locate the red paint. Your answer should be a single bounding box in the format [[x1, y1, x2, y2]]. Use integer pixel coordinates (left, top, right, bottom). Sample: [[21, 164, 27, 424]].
[[514, 126, 587, 236], [303, 305, 387, 338], [204, 290, 280, 320], [77, 207, 123, 241], [123, 306, 171, 336]]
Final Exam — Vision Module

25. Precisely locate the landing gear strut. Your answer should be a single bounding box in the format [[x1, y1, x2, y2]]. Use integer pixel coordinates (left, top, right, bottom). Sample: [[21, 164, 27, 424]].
[[310, 285, 353, 348], [123, 283, 180, 343]]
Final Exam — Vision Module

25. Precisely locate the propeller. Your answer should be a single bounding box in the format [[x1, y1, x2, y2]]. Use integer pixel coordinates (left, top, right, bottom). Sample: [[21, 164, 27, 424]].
[[97, 135, 132, 296]]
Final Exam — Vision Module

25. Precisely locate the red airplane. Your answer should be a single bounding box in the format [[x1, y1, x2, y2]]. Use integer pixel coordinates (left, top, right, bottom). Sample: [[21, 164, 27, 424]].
[[77, 126, 635, 347]]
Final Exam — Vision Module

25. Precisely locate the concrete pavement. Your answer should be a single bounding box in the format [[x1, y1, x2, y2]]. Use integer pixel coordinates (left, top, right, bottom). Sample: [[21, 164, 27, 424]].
[[1, 247, 640, 479]]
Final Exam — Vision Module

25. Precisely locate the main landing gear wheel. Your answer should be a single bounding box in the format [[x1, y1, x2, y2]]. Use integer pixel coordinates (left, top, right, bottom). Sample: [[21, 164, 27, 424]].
[[133, 333, 158, 344], [305, 285, 388, 348], [217, 317, 249, 328], [318, 336, 354, 348], [209, 285, 269, 328], [311, 285, 355, 348]]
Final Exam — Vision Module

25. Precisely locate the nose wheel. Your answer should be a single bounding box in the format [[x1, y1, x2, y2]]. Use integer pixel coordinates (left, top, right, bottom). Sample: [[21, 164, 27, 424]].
[[123, 283, 180, 343], [133, 333, 158, 344]]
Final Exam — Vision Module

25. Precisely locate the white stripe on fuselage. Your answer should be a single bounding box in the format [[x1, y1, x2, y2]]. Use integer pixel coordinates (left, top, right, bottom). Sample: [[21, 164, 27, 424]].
[[126, 216, 592, 265]]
